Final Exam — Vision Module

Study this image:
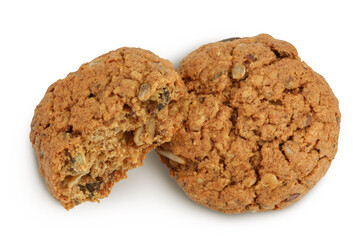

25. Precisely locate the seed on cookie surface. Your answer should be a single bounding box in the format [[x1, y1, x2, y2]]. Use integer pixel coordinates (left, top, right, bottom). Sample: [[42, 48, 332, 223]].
[[156, 63, 167, 75], [89, 60, 101, 66], [209, 71, 224, 81], [133, 126, 144, 146], [157, 149, 185, 164], [138, 83, 151, 101], [219, 37, 241, 42], [284, 145, 294, 156], [285, 193, 301, 202], [231, 63, 246, 80], [255, 173, 278, 190], [285, 76, 296, 89]]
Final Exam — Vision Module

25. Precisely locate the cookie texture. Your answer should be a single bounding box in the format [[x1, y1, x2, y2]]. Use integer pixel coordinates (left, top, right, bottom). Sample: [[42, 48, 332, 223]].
[[157, 34, 340, 213], [30, 47, 185, 209]]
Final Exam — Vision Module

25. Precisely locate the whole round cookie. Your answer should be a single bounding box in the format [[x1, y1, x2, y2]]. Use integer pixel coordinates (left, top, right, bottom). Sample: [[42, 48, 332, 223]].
[[30, 47, 185, 209], [157, 34, 340, 213]]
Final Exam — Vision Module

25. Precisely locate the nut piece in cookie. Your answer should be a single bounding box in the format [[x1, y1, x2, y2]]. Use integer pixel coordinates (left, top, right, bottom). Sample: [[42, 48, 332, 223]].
[[157, 34, 340, 214], [30, 47, 185, 209]]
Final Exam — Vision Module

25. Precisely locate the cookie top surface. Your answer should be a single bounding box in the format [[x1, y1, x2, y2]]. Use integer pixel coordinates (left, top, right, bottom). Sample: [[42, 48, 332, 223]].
[[30, 47, 185, 209], [31, 47, 183, 138], [157, 34, 340, 213]]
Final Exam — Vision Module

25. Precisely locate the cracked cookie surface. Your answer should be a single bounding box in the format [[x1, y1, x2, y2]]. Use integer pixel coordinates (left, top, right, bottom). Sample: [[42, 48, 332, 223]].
[[30, 47, 185, 209], [157, 34, 340, 213]]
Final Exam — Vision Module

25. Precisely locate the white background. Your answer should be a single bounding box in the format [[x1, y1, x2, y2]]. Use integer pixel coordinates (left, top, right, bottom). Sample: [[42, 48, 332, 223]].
[[1, 0, 359, 239]]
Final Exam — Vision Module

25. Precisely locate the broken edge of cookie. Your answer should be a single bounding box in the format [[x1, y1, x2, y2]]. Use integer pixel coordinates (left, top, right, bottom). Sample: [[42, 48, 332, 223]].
[[30, 47, 185, 210]]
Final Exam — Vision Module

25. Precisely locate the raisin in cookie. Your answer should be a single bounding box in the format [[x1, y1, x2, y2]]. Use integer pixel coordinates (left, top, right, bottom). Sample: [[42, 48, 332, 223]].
[[157, 34, 340, 213], [30, 47, 185, 209]]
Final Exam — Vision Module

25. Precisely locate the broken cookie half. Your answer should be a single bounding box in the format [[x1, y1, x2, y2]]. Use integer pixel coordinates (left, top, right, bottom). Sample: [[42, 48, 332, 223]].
[[30, 47, 185, 209]]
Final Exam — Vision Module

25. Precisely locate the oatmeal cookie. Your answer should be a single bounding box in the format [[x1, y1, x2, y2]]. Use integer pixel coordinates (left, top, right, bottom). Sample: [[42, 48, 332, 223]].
[[157, 34, 340, 213], [30, 47, 185, 209]]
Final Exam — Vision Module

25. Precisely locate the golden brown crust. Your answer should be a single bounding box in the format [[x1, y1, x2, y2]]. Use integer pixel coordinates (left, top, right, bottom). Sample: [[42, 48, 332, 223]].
[[157, 34, 340, 213], [30, 47, 185, 209]]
